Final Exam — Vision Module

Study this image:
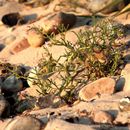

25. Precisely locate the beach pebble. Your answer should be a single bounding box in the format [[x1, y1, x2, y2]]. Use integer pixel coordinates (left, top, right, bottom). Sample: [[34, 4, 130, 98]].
[[2, 12, 21, 27], [79, 77, 116, 101], [11, 38, 30, 54], [2, 76, 23, 93], [27, 28, 45, 47], [91, 110, 113, 124]]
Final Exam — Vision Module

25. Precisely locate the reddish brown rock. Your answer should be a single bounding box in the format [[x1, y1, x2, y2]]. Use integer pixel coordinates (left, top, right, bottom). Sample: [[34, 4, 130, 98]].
[[114, 112, 130, 125], [91, 110, 114, 124], [118, 97, 130, 112], [79, 77, 116, 101], [11, 38, 30, 54]]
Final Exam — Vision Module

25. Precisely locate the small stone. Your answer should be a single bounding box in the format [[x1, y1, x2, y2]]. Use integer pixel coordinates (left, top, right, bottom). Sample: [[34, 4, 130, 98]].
[[53, 12, 76, 28], [2, 76, 23, 93], [36, 95, 54, 109], [15, 99, 34, 113], [79, 77, 116, 101], [0, 95, 10, 118], [23, 14, 37, 23], [27, 28, 45, 47], [0, 44, 5, 51], [91, 110, 113, 124], [5, 116, 42, 130], [119, 96, 130, 112], [115, 77, 125, 92], [42, 12, 76, 34], [2, 12, 21, 27], [11, 38, 30, 54]]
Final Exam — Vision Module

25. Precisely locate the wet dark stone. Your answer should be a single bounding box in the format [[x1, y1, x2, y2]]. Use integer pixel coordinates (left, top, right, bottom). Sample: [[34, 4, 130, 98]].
[[54, 12, 76, 28], [2, 12, 21, 27], [0, 44, 5, 51], [14, 99, 33, 113], [2, 76, 23, 93], [47, 12, 76, 34]]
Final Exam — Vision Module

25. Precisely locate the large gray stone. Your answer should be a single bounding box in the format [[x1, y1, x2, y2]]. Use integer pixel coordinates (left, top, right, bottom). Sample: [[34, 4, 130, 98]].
[[2, 76, 23, 93]]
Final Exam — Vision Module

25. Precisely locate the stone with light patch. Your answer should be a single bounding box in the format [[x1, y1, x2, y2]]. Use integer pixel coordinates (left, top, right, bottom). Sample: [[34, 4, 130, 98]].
[[119, 96, 130, 112]]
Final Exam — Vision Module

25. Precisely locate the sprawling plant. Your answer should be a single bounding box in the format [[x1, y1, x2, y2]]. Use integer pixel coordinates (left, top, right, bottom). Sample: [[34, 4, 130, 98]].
[[22, 19, 125, 104]]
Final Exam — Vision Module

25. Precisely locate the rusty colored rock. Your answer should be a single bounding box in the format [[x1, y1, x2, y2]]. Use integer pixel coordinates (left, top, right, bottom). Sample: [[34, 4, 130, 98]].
[[79, 77, 116, 101], [11, 38, 30, 54], [91, 110, 114, 124]]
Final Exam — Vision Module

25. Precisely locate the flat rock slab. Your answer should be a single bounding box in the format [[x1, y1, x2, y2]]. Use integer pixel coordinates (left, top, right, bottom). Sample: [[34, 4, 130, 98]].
[[29, 91, 130, 120], [44, 119, 129, 130], [29, 100, 119, 120], [79, 77, 116, 101], [44, 119, 96, 130]]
